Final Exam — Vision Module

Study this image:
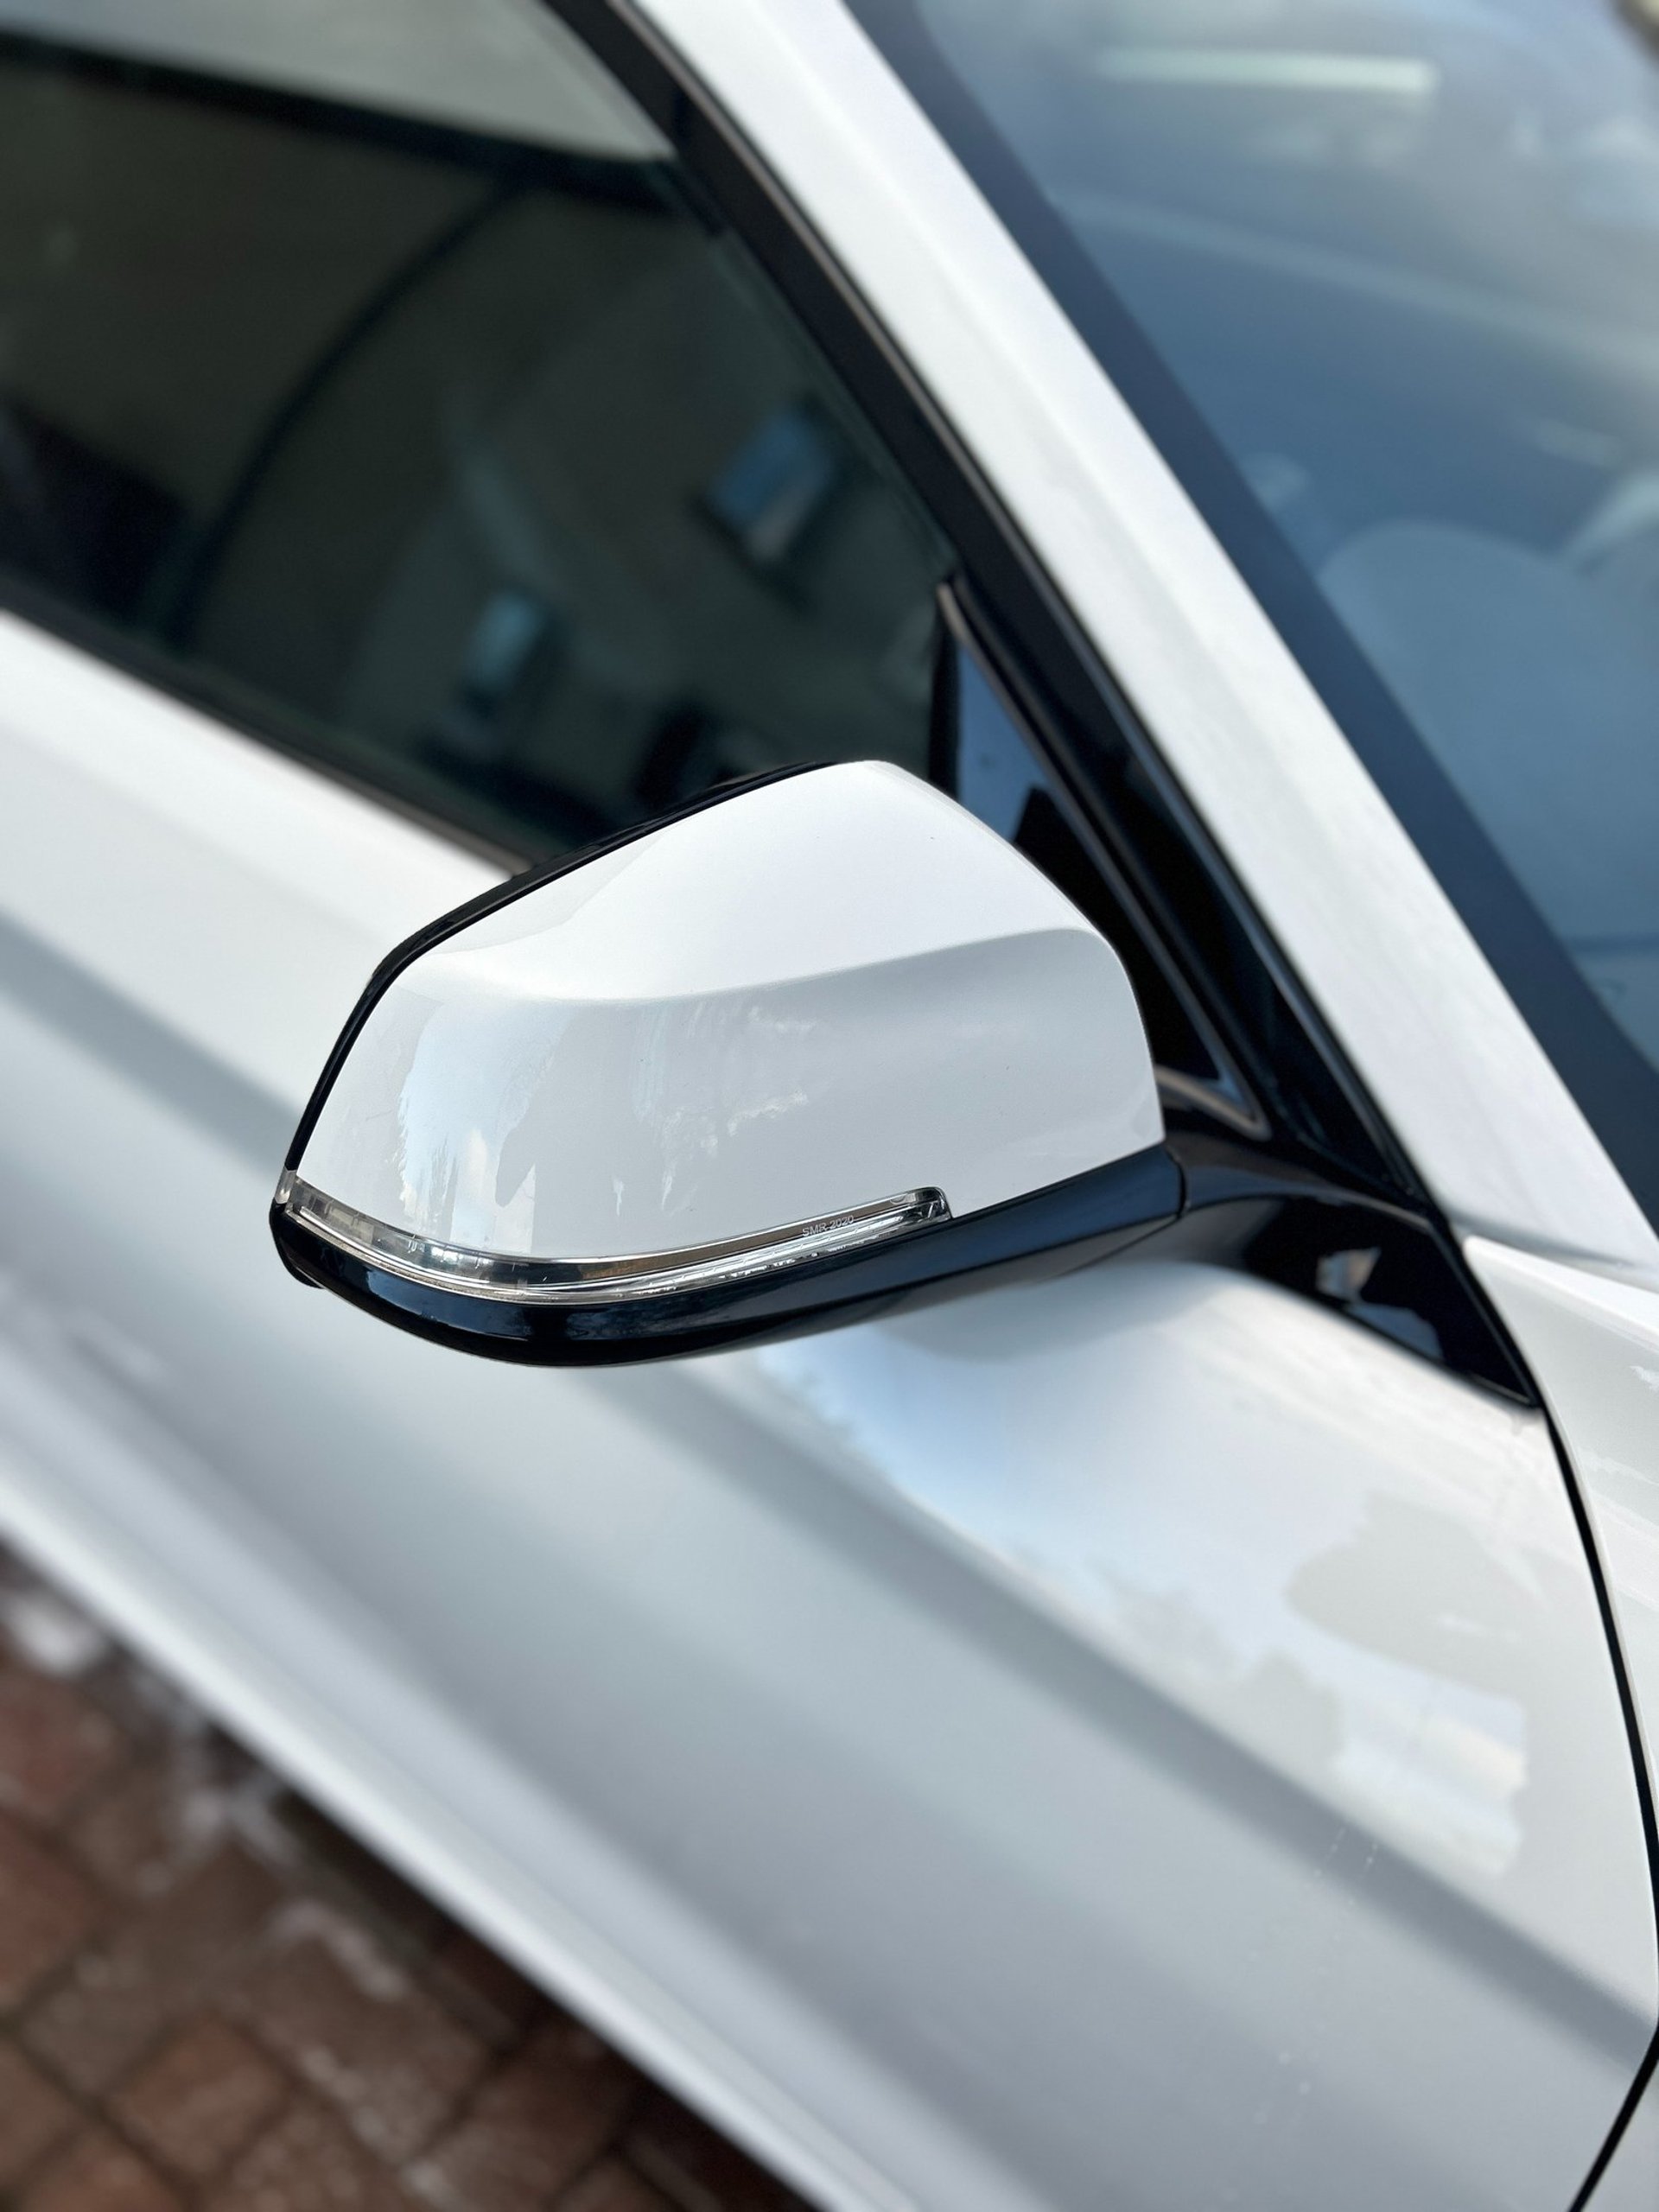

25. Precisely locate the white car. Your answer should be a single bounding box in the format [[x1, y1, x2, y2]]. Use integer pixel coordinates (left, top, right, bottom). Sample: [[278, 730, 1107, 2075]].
[[1, 0, 1657, 2205]]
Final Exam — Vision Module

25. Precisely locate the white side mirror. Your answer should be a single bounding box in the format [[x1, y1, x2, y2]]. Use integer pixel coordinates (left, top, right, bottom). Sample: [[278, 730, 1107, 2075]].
[[273, 763, 1179, 1361]]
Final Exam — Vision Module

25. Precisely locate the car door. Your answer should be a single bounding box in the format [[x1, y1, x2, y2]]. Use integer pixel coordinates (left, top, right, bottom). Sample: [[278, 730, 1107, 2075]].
[[0, 5, 1652, 2210]]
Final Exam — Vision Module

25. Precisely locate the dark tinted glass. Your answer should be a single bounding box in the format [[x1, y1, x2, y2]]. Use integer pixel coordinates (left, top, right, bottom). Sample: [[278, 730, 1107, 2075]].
[[0, 37, 949, 858]]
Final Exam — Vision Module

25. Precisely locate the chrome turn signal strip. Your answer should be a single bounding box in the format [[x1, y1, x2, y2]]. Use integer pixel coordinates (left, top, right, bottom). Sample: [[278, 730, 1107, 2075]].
[[275, 1172, 950, 1305]]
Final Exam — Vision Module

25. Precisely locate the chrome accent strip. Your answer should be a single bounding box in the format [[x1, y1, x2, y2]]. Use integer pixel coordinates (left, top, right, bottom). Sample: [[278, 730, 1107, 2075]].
[[276, 1172, 950, 1304]]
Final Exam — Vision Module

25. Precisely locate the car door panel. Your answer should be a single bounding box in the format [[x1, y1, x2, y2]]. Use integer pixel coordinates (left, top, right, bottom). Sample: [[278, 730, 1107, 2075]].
[[1469, 1243, 1659, 2208], [1470, 1243, 1659, 1773], [0, 613, 499, 1107], [1586, 2073, 1659, 2209], [0, 613, 1651, 2210]]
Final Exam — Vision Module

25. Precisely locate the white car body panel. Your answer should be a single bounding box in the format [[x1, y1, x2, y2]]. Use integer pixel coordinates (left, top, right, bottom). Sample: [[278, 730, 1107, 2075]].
[[0, 613, 1652, 2209], [0, 4, 1655, 2209], [0, 611, 499, 1108], [1587, 2074, 1659, 2209], [1470, 1242, 1659, 1804], [1470, 1243, 1659, 2203]]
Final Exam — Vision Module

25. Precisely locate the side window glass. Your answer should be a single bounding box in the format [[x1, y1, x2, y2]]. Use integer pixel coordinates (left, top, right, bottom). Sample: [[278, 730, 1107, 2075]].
[[0, 27, 950, 859]]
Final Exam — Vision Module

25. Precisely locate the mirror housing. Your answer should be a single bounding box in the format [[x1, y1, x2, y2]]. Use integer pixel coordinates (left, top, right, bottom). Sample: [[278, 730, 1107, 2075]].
[[272, 763, 1181, 1361]]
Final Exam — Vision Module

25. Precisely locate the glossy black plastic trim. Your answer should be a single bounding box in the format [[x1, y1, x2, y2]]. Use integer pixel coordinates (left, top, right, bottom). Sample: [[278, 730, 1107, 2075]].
[[1168, 1135, 1534, 1402], [273, 1144, 1184, 1365]]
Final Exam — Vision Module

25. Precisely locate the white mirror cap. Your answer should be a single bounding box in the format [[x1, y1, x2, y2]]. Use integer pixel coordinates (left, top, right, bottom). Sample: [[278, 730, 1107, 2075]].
[[296, 762, 1163, 1264]]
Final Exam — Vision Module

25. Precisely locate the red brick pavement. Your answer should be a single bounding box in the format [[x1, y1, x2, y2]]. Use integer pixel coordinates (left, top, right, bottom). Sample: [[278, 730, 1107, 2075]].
[[0, 1547, 810, 2212]]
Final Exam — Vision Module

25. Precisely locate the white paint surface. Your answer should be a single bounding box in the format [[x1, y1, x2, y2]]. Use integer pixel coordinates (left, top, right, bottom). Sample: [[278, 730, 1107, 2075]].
[[301, 764, 1160, 1257], [0, 614, 499, 1113], [0, 613, 1649, 2209]]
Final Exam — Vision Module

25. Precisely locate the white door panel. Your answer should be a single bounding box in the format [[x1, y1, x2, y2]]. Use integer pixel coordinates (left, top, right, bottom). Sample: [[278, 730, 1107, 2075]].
[[0, 613, 499, 1106], [1470, 1242, 1659, 1837], [1586, 2073, 1659, 2209], [722, 1260, 1653, 2014], [0, 613, 1651, 2209]]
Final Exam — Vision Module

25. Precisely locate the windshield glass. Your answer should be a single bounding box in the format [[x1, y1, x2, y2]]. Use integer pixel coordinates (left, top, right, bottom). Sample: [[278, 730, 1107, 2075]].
[[855, 0, 1659, 1224]]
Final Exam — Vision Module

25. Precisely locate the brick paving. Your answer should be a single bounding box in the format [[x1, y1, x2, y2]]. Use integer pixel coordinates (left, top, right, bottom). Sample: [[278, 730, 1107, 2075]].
[[0, 1547, 810, 2212]]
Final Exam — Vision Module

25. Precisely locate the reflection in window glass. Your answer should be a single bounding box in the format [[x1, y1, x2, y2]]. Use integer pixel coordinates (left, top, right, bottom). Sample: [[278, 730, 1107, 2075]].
[[0, 41, 949, 857], [871, 0, 1659, 1217]]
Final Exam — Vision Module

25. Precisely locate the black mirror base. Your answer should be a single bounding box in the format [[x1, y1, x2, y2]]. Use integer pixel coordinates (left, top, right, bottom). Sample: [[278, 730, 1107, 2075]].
[[269, 1144, 1185, 1366]]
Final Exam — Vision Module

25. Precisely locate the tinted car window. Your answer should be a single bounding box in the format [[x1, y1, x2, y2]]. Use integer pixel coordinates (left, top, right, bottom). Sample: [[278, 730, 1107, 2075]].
[[856, 0, 1659, 1224], [0, 35, 949, 858]]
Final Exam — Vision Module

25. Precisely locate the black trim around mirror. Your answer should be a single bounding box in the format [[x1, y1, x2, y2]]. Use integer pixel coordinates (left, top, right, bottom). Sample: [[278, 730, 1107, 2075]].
[[272, 1143, 1184, 1364]]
